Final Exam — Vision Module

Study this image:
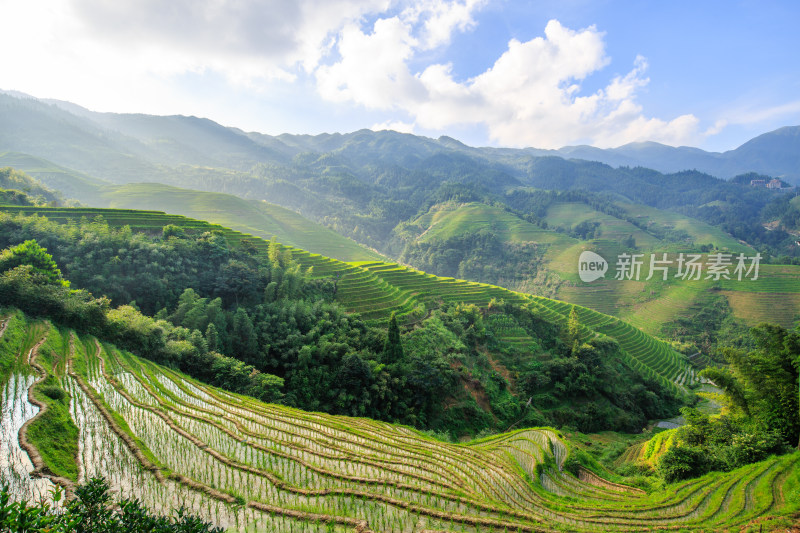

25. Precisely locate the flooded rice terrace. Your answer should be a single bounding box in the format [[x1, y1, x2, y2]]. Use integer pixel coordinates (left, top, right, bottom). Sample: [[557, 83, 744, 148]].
[[1, 368, 344, 531], [5, 316, 786, 533], [0, 336, 405, 532], [0, 373, 57, 504]]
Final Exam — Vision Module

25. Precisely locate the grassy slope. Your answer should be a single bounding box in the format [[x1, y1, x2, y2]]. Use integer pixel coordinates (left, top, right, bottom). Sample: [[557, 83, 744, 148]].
[[541, 202, 799, 330], [415, 201, 573, 245], [614, 200, 753, 254], [4, 310, 798, 532], [27, 326, 79, 481], [545, 202, 661, 248], [0, 151, 108, 199], [78, 182, 384, 262], [406, 200, 800, 331]]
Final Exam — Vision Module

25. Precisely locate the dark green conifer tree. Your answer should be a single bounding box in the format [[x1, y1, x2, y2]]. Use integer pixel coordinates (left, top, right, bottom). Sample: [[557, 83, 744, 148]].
[[231, 307, 258, 364], [567, 306, 581, 353], [205, 322, 219, 353], [382, 312, 404, 364]]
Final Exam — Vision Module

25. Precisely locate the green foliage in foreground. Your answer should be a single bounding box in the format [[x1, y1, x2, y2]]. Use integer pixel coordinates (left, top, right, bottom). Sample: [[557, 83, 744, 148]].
[[0, 240, 67, 287], [653, 323, 799, 482], [705, 324, 800, 446], [0, 478, 222, 532]]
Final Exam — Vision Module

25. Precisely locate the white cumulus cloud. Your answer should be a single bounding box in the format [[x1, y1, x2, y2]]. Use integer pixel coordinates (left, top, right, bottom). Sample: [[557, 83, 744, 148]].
[[315, 17, 703, 148], [0, 0, 709, 147], [0, 0, 391, 115]]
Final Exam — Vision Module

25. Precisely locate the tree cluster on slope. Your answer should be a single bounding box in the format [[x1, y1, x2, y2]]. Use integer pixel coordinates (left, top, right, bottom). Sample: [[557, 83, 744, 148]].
[[0, 213, 683, 437]]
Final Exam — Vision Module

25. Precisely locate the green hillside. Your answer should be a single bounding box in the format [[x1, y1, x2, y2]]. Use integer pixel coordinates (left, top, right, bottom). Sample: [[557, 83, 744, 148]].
[[0, 165, 64, 207], [414, 202, 572, 245], [545, 202, 662, 249], [0, 160, 380, 262], [77, 182, 383, 262], [0, 205, 698, 393], [3, 310, 798, 532], [401, 200, 800, 333], [614, 200, 753, 253], [548, 242, 800, 332], [0, 151, 108, 199]]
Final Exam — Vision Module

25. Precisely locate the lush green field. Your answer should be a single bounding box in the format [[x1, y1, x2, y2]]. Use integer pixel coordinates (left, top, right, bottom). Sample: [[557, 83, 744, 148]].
[[614, 200, 754, 254], [2, 311, 798, 532], [414, 202, 573, 245], [548, 245, 800, 331], [544, 202, 661, 249]]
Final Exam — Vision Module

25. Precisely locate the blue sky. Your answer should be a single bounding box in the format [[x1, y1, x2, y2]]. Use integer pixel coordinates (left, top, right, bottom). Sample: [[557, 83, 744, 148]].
[[1, 0, 798, 151]]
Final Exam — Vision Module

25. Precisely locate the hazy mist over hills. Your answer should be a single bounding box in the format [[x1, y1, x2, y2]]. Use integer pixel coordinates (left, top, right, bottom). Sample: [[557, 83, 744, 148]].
[[2, 90, 799, 184]]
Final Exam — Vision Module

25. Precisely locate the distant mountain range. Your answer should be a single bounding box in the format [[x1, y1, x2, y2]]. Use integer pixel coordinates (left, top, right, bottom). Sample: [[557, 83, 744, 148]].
[[528, 127, 800, 183], [1, 89, 799, 184]]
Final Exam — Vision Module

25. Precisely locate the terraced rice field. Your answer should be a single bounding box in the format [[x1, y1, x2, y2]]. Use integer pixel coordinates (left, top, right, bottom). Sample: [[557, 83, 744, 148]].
[[523, 295, 695, 391], [556, 280, 645, 318], [613, 201, 753, 254], [338, 261, 692, 393], [721, 291, 800, 328], [614, 430, 677, 468], [0, 206, 699, 390], [717, 264, 800, 293], [413, 202, 573, 245], [546, 244, 800, 331], [618, 282, 709, 335], [2, 312, 798, 532], [716, 264, 800, 327], [544, 203, 661, 249], [486, 315, 541, 351]]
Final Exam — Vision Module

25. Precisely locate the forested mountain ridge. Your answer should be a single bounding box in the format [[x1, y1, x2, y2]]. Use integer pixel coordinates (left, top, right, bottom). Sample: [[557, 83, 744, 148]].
[[5, 88, 796, 179], [515, 126, 800, 183], [2, 91, 796, 256]]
